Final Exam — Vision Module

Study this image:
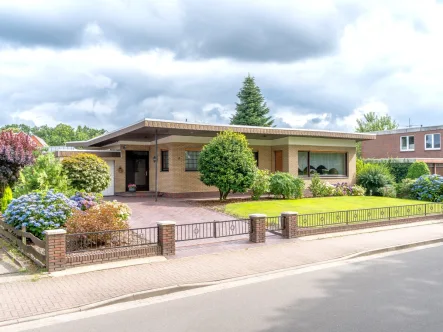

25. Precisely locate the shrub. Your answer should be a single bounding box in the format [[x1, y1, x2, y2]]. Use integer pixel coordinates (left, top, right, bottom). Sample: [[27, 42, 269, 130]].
[[357, 163, 394, 195], [309, 174, 334, 197], [13, 152, 72, 198], [269, 172, 304, 199], [351, 185, 366, 196], [356, 159, 365, 174], [4, 190, 77, 238], [0, 186, 12, 213], [364, 159, 411, 183], [395, 179, 416, 199], [406, 161, 431, 179], [380, 185, 397, 198], [199, 131, 256, 200], [250, 169, 270, 200], [70, 192, 102, 210], [0, 130, 37, 195], [411, 175, 443, 202], [62, 153, 111, 193], [66, 202, 130, 234]]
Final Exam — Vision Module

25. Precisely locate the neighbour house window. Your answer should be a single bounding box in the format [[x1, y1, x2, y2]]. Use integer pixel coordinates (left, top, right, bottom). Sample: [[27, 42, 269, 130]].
[[400, 136, 415, 151], [298, 151, 347, 177], [253, 151, 259, 166], [425, 133, 441, 150], [185, 151, 200, 171], [161, 150, 169, 171]]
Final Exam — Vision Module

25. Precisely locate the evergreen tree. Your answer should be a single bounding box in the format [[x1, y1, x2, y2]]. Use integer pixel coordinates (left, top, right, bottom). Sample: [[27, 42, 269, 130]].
[[230, 74, 274, 127]]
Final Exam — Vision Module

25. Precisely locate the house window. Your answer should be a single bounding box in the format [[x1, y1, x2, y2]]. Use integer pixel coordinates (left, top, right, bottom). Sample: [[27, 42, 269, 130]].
[[425, 133, 441, 150], [253, 151, 259, 166], [400, 136, 415, 151], [185, 151, 200, 171], [161, 150, 169, 171], [298, 151, 347, 177]]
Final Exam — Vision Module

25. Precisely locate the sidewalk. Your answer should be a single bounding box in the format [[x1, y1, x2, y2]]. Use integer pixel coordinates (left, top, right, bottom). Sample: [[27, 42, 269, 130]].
[[2, 221, 443, 325]]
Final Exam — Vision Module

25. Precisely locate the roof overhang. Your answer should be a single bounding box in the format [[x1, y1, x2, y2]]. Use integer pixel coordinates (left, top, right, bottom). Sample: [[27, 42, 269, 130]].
[[67, 119, 376, 148]]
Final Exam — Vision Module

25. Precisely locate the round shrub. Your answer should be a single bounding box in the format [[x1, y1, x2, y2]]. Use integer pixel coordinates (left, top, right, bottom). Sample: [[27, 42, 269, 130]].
[[66, 201, 131, 234], [411, 175, 443, 202], [395, 179, 416, 199], [357, 163, 394, 195], [250, 169, 270, 200], [70, 192, 102, 210], [0, 186, 12, 213], [406, 161, 431, 179], [351, 185, 366, 196], [269, 172, 304, 199], [4, 190, 77, 238], [62, 153, 111, 193]]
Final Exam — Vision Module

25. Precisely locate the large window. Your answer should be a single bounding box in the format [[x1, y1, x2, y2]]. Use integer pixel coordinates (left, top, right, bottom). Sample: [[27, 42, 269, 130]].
[[161, 150, 169, 171], [425, 133, 441, 150], [401, 136, 415, 151], [298, 151, 347, 177], [185, 151, 200, 171]]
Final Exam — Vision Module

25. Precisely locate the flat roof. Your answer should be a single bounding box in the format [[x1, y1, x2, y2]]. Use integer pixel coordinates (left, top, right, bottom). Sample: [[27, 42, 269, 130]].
[[67, 118, 376, 147], [370, 125, 443, 135]]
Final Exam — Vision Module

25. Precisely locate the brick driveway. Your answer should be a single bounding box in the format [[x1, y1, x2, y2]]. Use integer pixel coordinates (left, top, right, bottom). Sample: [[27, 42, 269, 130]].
[[107, 197, 234, 228]]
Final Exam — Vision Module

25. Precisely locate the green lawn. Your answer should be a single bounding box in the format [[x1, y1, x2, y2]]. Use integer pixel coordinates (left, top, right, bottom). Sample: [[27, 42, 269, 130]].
[[224, 196, 426, 218]]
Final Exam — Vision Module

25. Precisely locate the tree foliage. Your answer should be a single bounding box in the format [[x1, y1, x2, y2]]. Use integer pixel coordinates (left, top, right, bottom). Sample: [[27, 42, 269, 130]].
[[13, 152, 72, 198], [0, 130, 37, 195], [230, 74, 274, 127], [0, 186, 12, 213], [1, 123, 106, 146], [356, 112, 398, 132], [198, 131, 257, 200], [62, 153, 111, 193], [406, 161, 431, 179]]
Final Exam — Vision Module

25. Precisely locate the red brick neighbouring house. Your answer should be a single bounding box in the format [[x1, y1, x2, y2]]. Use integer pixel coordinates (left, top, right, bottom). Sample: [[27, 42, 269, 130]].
[[362, 126, 443, 175]]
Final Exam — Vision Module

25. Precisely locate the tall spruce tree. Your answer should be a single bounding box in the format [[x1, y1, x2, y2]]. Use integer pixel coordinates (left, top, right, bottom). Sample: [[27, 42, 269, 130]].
[[230, 74, 274, 127]]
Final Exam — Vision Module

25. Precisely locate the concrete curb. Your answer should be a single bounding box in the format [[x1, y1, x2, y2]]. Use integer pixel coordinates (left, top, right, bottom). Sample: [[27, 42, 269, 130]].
[[2, 236, 443, 327]]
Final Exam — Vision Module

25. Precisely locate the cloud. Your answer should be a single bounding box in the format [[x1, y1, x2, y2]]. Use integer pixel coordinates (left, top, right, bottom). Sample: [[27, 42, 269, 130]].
[[1, 0, 443, 134]]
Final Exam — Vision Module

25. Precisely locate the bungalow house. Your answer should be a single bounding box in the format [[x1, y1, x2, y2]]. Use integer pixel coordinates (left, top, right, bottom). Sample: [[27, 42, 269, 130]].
[[66, 119, 375, 197]]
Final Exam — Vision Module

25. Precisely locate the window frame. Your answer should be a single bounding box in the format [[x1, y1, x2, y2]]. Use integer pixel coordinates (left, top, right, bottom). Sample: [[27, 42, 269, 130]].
[[185, 150, 200, 172], [298, 151, 348, 178], [400, 136, 415, 152], [425, 133, 441, 151], [161, 150, 169, 172]]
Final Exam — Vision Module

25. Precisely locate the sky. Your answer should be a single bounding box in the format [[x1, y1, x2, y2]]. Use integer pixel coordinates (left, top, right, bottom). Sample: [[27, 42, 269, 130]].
[[1, 0, 443, 132]]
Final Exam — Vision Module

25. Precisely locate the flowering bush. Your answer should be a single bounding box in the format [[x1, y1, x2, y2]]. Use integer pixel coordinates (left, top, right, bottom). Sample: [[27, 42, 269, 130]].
[[411, 175, 443, 202], [309, 174, 334, 197], [66, 202, 130, 234], [0, 130, 37, 195], [351, 185, 366, 196], [70, 192, 102, 210], [101, 200, 132, 221], [128, 184, 136, 189], [4, 190, 77, 238]]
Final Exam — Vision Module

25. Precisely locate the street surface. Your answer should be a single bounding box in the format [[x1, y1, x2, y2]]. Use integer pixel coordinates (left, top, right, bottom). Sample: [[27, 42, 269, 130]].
[[15, 244, 443, 332]]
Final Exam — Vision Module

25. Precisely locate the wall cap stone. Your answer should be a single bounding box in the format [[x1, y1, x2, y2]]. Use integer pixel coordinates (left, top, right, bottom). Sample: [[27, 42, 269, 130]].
[[249, 214, 267, 218], [281, 211, 298, 216], [157, 221, 177, 226], [44, 229, 67, 235]]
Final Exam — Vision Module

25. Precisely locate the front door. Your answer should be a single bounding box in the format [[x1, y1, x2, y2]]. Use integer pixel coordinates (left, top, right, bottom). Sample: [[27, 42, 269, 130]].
[[274, 150, 283, 172], [126, 151, 149, 191]]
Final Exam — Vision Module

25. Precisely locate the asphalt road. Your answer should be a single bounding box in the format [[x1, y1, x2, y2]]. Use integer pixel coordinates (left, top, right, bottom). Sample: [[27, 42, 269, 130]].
[[23, 245, 443, 332]]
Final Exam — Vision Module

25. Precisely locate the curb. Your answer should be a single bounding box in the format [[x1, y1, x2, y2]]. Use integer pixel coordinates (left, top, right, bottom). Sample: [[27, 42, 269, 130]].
[[2, 236, 443, 327]]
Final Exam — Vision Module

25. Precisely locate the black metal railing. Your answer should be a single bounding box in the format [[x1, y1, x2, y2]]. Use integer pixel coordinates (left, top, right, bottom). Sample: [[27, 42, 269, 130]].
[[298, 203, 443, 228], [66, 227, 158, 253], [175, 219, 250, 242], [266, 216, 283, 232]]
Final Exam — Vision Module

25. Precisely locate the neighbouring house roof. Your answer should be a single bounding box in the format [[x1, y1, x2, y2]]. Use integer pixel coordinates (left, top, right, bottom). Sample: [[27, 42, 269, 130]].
[[30, 135, 48, 148], [370, 125, 443, 136], [67, 118, 376, 148]]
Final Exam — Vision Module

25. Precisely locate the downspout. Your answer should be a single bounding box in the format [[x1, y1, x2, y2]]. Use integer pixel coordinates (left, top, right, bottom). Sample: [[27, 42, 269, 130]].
[[155, 130, 158, 202]]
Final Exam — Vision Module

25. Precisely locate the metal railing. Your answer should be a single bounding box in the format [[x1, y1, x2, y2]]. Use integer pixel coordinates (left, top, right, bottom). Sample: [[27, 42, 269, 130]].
[[175, 219, 250, 242], [266, 216, 283, 232], [66, 227, 158, 253], [298, 203, 443, 228]]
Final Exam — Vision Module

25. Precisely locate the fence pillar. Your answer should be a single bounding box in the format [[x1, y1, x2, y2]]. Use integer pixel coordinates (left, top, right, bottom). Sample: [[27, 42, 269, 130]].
[[281, 211, 298, 239], [44, 229, 67, 272], [158, 221, 176, 256], [249, 214, 266, 243]]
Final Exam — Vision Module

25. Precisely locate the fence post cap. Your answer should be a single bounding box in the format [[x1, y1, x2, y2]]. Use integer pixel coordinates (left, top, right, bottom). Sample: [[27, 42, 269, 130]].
[[157, 221, 176, 226], [281, 211, 298, 216], [249, 214, 267, 218], [43, 229, 67, 235]]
